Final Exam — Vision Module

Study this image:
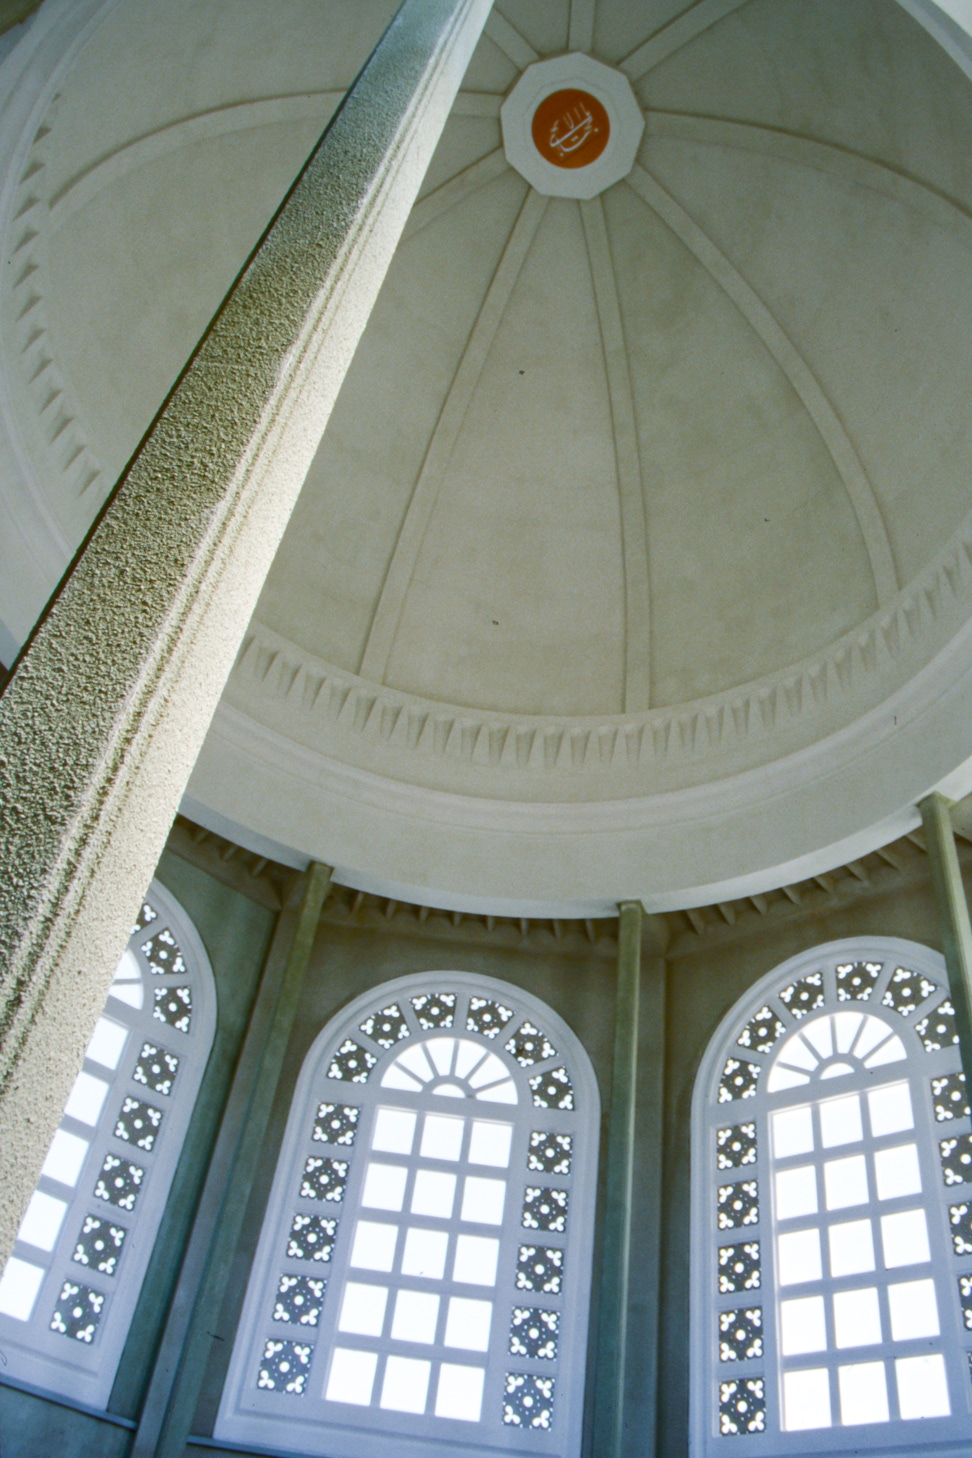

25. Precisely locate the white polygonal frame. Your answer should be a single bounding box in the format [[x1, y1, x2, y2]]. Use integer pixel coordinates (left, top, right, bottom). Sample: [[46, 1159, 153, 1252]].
[[500, 53, 644, 200]]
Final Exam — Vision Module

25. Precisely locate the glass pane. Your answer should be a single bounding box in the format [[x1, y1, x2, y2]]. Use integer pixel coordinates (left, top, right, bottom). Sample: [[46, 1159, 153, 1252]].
[[867, 1081, 913, 1137], [372, 1109, 416, 1156], [475, 1078, 517, 1104], [381, 1355, 431, 1413], [435, 1362, 485, 1421], [775, 1166, 818, 1220], [819, 1094, 862, 1149], [880, 1209, 930, 1268], [864, 1035, 906, 1069], [772, 1107, 813, 1159], [777, 1228, 821, 1285], [454, 1041, 488, 1079], [0, 1257, 45, 1320], [411, 1170, 456, 1219], [838, 1361, 888, 1425], [41, 1129, 89, 1188], [425, 1038, 457, 1076], [854, 1018, 893, 1059], [444, 1296, 493, 1351], [420, 1114, 464, 1162], [823, 1155, 868, 1211], [63, 1071, 110, 1127], [828, 1219, 875, 1277], [833, 1287, 881, 1348], [395, 1045, 436, 1082], [468, 1054, 508, 1090], [390, 1289, 439, 1344], [468, 1120, 513, 1168], [887, 1278, 939, 1340], [338, 1282, 388, 1337], [779, 1295, 827, 1355], [401, 1227, 448, 1280], [361, 1163, 408, 1212], [349, 1221, 398, 1273], [895, 1353, 950, 1419], [832, 1012, 864, 1053], [460, 1176, 506, 1225], [453, 1235, 499, 1287], [85, 1017, 128, 1071], [873, 1144, 921, 1201], [16, 1191, 67, 1253], [325, 1347, 377, 1405], [782, 1367, 831, 1430]]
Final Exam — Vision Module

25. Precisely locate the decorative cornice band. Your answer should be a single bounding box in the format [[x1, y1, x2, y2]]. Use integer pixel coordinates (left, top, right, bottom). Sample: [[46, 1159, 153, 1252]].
[[229, 504, 972, 784]]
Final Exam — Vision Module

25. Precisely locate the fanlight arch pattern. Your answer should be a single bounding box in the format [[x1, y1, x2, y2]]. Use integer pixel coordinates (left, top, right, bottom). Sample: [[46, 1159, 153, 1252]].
[[691, 938, 972, 1456], [0, 880, 216, 1408], [216, 971, 599, 1458]]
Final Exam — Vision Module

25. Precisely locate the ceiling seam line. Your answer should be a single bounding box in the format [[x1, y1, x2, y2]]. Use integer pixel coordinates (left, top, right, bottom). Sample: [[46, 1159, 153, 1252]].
[[568, 0, 596, 54], [619, 0, 753, 82], [484, 10, 538, 70], [644, 108, 972, 238], [402, 147, 510, 242], [626, 163, 898, 608], [579, 194, 651, 714], [358, 187, 549, 684]]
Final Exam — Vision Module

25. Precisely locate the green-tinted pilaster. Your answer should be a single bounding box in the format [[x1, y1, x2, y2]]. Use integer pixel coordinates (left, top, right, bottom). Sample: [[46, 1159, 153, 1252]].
[[920, 793, 972, 1089], [131, 862, 331, 1458], [593, 900, 642, 1457]]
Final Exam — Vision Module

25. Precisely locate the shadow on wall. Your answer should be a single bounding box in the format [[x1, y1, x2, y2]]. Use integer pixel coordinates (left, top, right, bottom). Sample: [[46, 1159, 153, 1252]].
[[0, 1, 42, 34]]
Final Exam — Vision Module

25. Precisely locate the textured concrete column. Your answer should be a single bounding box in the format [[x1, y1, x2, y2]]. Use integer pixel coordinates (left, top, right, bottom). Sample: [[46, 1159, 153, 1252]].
[[131, 863, 331, 1458], [920, 793, 972, 1089], [593, 900, 642, 1458], [0, 0, 492, 1265]]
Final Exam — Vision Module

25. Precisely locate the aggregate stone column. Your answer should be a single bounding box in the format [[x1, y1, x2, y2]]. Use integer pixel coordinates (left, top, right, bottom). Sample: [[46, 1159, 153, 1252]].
[[920, 793, 972, 1090], [0, 0, 492, 1266]]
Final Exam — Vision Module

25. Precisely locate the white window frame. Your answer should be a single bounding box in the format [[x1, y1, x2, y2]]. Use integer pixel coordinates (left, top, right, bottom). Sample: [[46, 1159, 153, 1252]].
[[0, 879, 216, 1409], [691, 936, 972, 1456], [215, 969, 599, 1458]]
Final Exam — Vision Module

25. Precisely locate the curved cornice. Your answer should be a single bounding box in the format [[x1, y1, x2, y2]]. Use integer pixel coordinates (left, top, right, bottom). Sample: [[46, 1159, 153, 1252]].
[[230, 501, 972, 797]]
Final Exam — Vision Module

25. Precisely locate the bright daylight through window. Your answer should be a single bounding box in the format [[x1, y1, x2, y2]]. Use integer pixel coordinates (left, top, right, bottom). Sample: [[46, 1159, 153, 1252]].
[[0, 882, 215, 1409], [692, 938, 972, 1456], [216, 971, 598, 1458]]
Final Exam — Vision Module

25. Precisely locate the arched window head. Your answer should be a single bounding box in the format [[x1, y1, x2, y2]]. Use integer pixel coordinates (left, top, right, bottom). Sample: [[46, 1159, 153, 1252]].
[[692, 937, 972, 1455], [0, 881, 216, 1408], [216, 971, 599, 1458]]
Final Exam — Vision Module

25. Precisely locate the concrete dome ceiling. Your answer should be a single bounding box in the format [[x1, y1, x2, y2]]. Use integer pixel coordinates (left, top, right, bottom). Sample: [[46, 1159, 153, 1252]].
[[4, 0, 972, 911]]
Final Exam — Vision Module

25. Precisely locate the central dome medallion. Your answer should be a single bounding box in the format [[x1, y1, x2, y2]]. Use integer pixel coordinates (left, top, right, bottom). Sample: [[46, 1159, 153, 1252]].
[[501, 53, 644, 199]]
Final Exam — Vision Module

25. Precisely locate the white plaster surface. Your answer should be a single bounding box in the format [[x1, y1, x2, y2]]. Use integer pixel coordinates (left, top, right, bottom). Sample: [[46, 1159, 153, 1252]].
[[6, 0, 972, 921]]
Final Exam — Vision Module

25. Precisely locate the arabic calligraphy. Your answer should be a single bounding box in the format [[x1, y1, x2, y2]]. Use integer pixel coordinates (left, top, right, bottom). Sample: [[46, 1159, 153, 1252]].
[[532, 88, 610, 170]]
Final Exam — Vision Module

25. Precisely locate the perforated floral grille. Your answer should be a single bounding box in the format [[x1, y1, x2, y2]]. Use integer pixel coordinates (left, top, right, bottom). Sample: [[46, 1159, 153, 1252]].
[[698, 942, 972, 1455], [881, 965, 937, 1016], [217, 977, 594, 1455], [528, 1131, 572, 1175], [717, 1124, 757, 1170], [736, 1007, 784, 1054], [0, 884, 215, 1408]]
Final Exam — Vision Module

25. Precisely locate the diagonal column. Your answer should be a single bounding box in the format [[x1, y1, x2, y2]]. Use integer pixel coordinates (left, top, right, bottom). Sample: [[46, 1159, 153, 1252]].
[[920, 793, 972, 1090], [0, 0, 493, 1267]]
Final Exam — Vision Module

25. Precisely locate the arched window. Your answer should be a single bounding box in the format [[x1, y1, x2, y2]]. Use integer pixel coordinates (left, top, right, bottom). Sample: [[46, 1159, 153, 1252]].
[[216, 971, 599, 1458], [691, 937, 972, 1455], [0, 880, 216, 1408]]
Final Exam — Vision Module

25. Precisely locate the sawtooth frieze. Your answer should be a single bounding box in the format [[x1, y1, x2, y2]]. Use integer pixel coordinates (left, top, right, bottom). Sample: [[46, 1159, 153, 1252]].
[[228, 503, 972, 789]]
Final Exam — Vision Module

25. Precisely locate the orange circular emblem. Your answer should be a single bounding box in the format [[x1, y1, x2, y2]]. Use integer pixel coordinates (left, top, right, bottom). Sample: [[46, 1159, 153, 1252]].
[[531, 88, 610, 170]]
